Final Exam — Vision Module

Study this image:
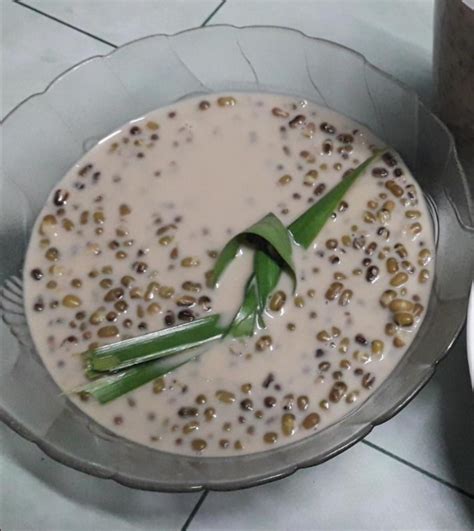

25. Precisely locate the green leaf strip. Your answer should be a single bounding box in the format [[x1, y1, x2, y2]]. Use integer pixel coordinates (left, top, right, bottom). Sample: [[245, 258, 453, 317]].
[[78, 356, 193, 404], [288, 150, 384, 248], [211, 212, 296, 291], [88, 314, 224, 372]]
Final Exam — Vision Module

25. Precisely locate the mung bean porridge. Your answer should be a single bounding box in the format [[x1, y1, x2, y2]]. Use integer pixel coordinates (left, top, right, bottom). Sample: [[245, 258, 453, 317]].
[[23, 93, 435, 456]]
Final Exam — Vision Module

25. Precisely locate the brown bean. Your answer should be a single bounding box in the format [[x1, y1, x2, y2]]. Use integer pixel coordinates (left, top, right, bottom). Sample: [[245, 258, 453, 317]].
[[366, 265, 379, 283], [393, 336, 406, 348], [178, 407, 199, 418], [329, 381, 348, 403], [241, 383, 252, 394], [198, 101, 210, 111], [413, 303, 424, 317], [353, 350, 370, 364], [303, 122, 316, 138], [256, 335, 273, 352], [269, 291, 286, 312], [319, 400, 330, 410], [104, 287, 124, 302], [176, 295, 196, 307], [278, 174, 292, 185], [419, 269, 430, 284], [394, 243, 408, 258], [98, 325, 119, 338], [217, 96, 236, 107], [183, 421, 199, 434], [240, 398, 253, 411], [418, 249, 432, 267], [390, 272, 409, 287], [363, 211, 376, 223], [263, 432, 278, 444], [53, 189, 69, 206], [380, 289, 397, 308], [322, 140, 332, 154], [159, 286, 175, 299], [304, 169, 319, 186], [281, 413, 296, 436], [401, 260, 416, 274], [191, 439, 207, 451], [289, 114, 306, 128], [371, 340, 384, 356], [93, 211, 105, 224], [152, 377, 165, 394], [62, 294, 82, 308], [121, 275, 135, 288], [325, 282, 343, 300], [362, 373, 376, 389], [272, 107, 290, 118], [410, 222, 422, 236], [346, 391, 359, 404], [159, 236, 174, 246], [89, 307, 106, 325], [317, 330, 331, 342], [182, 281, 202, 292], [147, 303, 161, 315], [181, 257, 200, 267], [144, 282, 160, 301], [386, 258, 399, 273], [215, 390, 236, 404], [340, 359, 351, 370], [178, 309, 195, 322], [389, 299, 414, 312], [302, 412, 320, 430], [294, 295, 305, 308], [119, 204, 131, 216], [130, 287, 143, 299], [385, 180, 404, 197], [45, 247, 60, 261], [204, 407, 216, 421], [377, 209, 391, 224], [394, 312, 414, 327], [371, 167, 388, 178], [385, 323, 397, 336], [338, 289, 353, 307], [338, 337, 349, 353], [320, 122, 336, 134], [383, 200, 395, 212], [297, 396, 309, 411]]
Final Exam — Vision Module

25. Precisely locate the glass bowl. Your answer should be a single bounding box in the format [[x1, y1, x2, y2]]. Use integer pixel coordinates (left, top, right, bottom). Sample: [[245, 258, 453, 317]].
[[1, 25, 473, 492]]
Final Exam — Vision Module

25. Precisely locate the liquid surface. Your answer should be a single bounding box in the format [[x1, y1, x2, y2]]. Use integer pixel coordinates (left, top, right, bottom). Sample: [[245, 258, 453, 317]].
[[24, 93, 435, 456]]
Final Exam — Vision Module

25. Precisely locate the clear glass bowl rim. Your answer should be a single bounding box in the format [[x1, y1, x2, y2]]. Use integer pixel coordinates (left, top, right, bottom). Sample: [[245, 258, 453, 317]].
[[1, 24, 473, 492]]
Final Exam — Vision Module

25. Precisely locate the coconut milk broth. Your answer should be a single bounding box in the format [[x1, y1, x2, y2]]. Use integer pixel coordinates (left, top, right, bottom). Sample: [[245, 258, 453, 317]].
[[24, 93, 434, 455]]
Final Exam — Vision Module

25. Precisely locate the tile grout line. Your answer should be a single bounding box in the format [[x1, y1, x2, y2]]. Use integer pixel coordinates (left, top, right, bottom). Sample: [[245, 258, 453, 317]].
[[13, 0, 118, 48], [184, 440, 473, 531], [362, 440, 474, 499], [201, 0, 227, 27], [181, 491, 209, 531]]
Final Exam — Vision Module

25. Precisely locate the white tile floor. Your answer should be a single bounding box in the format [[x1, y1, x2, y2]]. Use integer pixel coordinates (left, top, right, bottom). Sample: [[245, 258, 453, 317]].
[[1, 1, 473, 530]]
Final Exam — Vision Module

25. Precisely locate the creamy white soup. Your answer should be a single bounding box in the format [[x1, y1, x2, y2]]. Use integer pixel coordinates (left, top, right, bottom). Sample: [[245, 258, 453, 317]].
[[23, 93, 434, 456]]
